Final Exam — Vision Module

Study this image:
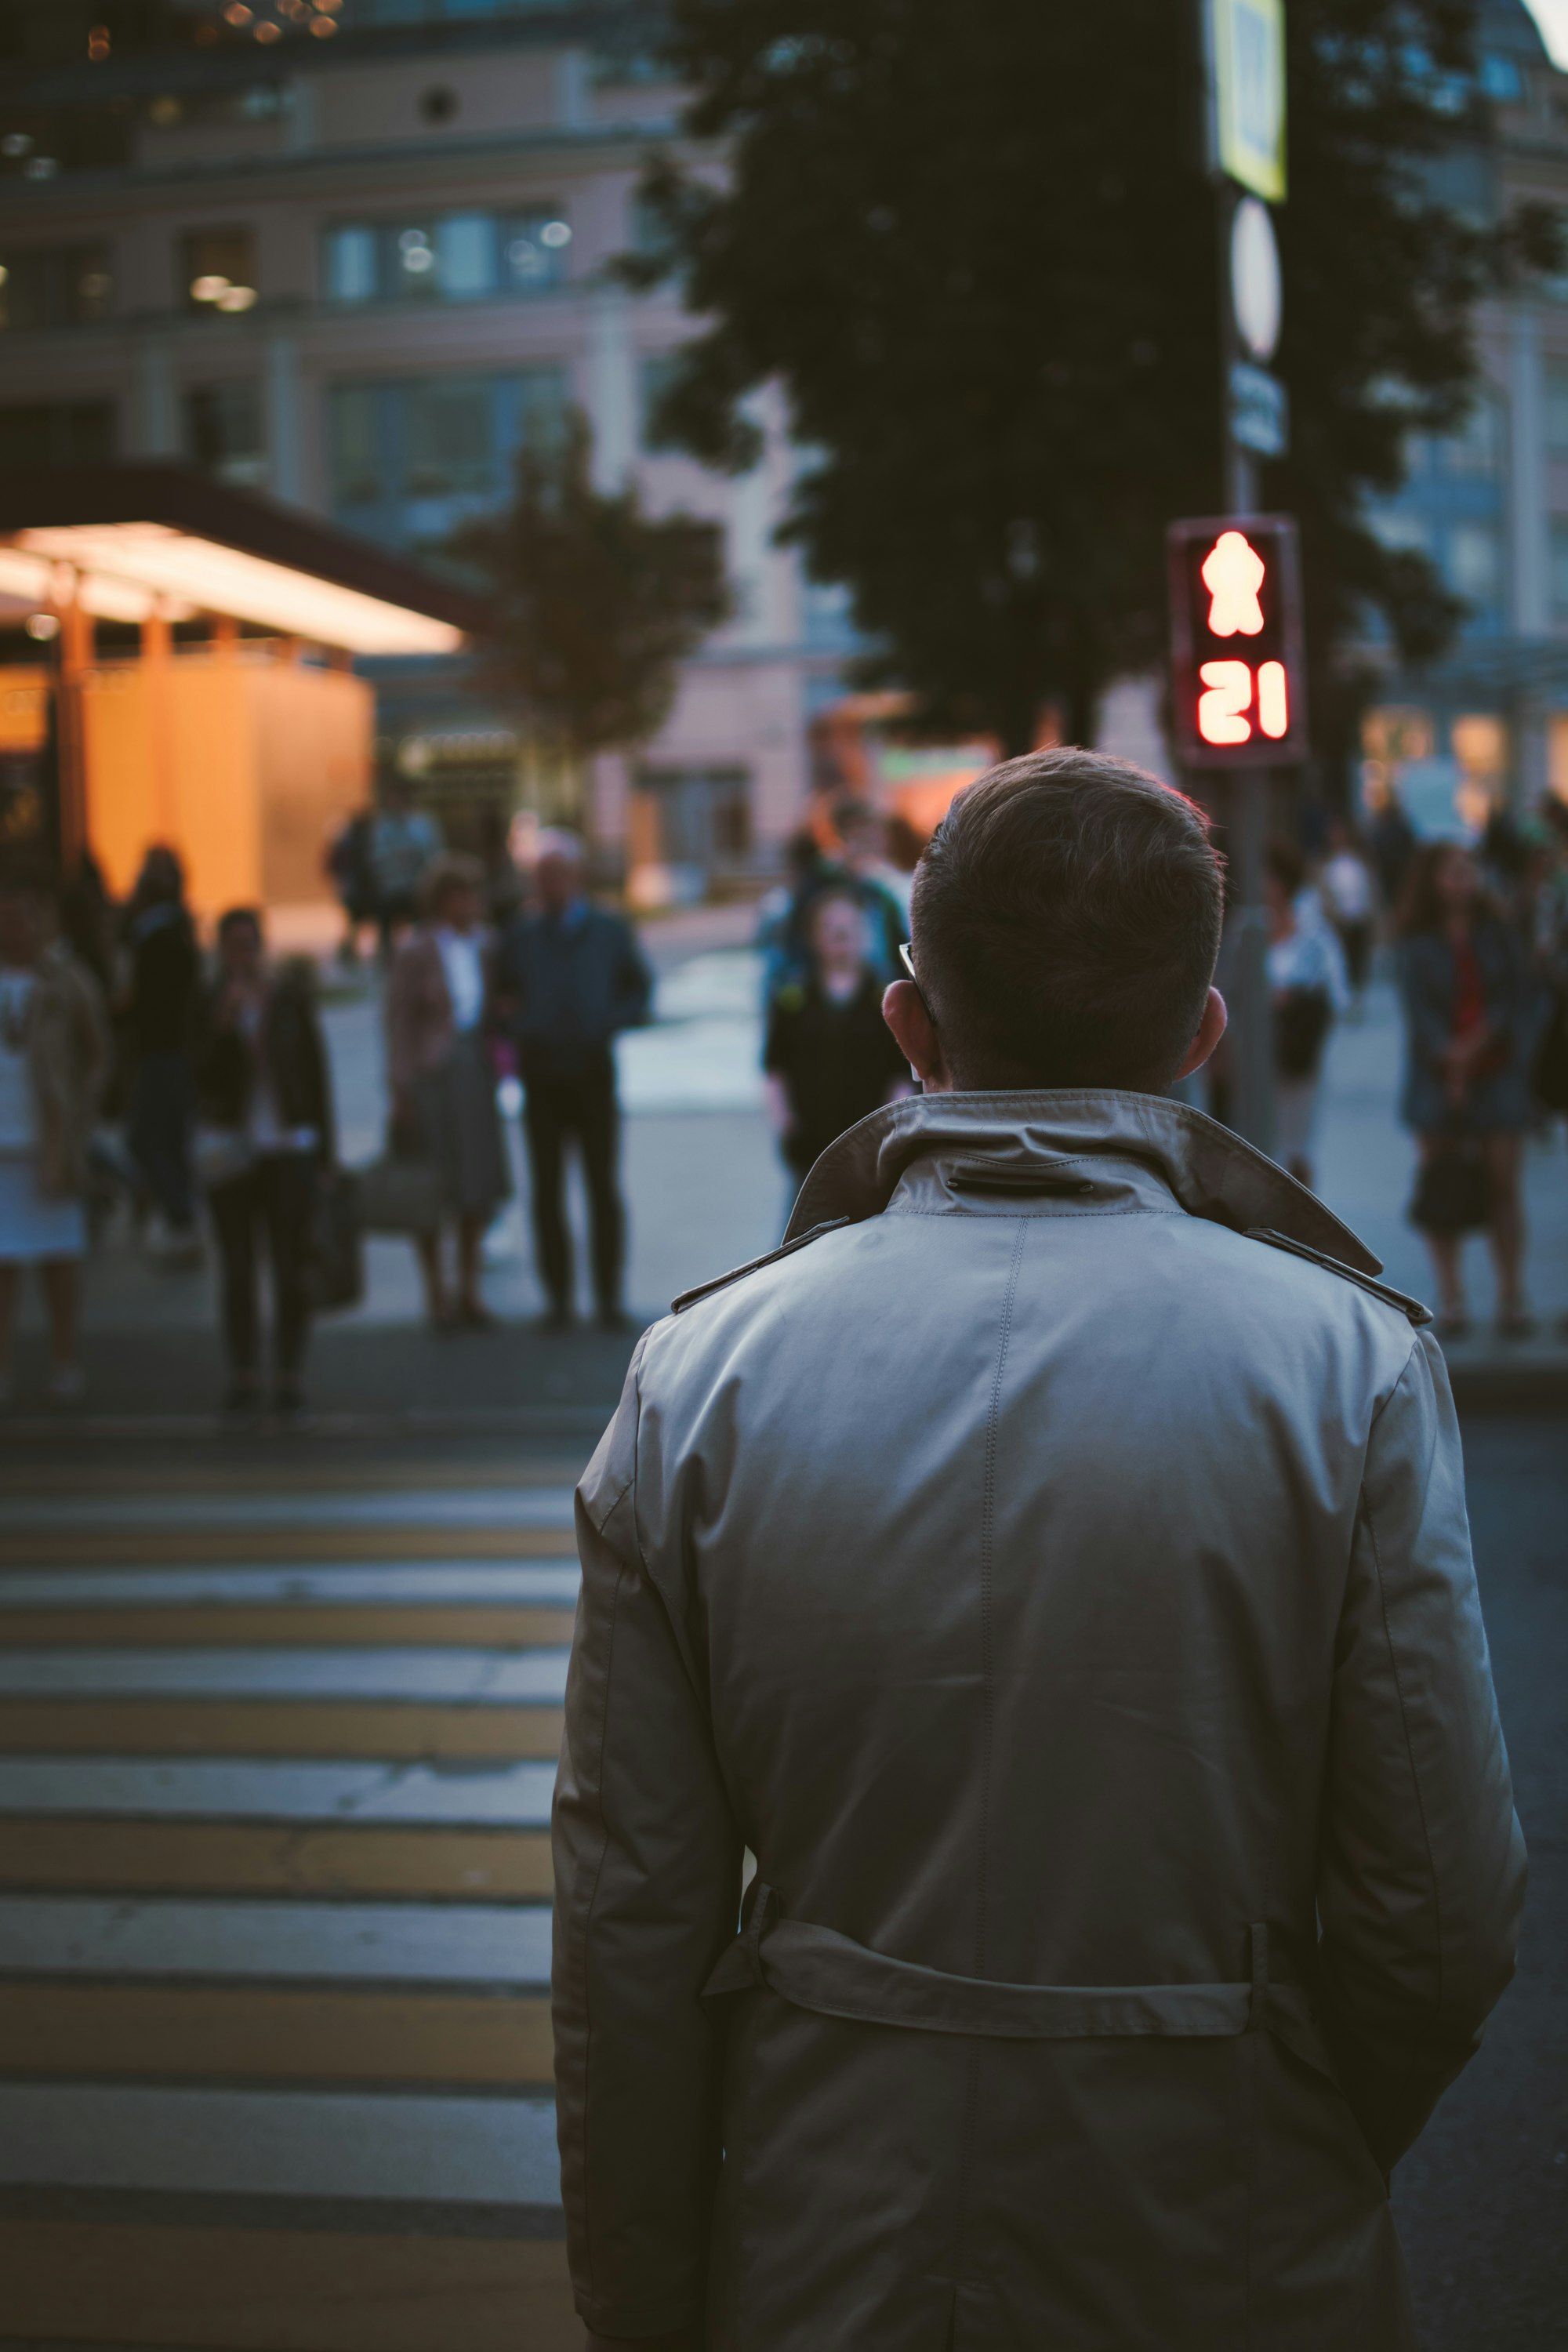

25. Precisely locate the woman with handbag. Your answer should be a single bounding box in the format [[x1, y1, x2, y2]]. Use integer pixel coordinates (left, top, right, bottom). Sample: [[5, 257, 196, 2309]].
[[0, 855, 110, 1406], [384, 853, 510, 1330], [196, 909, 336, 1416], [1398, 841, 1533, 1340], [1264, 840, 1348, 1192]]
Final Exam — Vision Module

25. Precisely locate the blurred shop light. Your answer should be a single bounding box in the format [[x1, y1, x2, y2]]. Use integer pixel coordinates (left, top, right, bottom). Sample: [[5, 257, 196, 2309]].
[[191, 275, 230, 303], [11, 526, 463, 655], [255, 19, 282, 41], [217, 285, 257, 311], [539, 222, 572, 249], [24, 613, 59, 641]]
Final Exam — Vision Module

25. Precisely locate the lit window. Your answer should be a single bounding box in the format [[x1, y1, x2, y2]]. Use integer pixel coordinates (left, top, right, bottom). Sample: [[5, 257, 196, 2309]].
[[183, 227, 256, 315], [321, 211, 568, 307]]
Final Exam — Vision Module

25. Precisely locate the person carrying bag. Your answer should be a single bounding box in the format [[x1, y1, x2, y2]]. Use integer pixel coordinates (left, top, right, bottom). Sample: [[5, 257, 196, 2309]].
[[196, 910, 338, 1417]]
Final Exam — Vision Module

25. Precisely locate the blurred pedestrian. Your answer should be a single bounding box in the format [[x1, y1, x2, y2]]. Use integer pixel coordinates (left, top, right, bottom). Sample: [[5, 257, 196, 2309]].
[[125, 844, 201, 1264], [556, 751, 1522, 2352], [1265, 840, 1348, 1193], [1367, 790, 1416, 914], [196, 909, 335, 1416], [326, 806, 377, 967], [764, 886, 912, 1195], [0, 855, 110, 1406], [1529, 804, 1568, 1132], [835, 799, 910, 973], [1317, 819, 1376, 1014], [495, 830, 652, 1331], [755, 828, 833, 1006], [1398, 842, 1533, 1338], [386, 854, 510, 1331], [368, 779, 443, 960]]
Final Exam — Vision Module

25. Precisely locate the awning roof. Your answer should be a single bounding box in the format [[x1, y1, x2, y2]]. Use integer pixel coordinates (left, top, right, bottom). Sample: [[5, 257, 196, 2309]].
[[0, 465, 488, 657]]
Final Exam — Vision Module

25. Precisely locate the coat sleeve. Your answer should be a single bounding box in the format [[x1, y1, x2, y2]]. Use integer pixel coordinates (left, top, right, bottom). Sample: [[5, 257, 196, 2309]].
[[1316, 1328, 1526, 2171], [553, 1340, 744, 2340]]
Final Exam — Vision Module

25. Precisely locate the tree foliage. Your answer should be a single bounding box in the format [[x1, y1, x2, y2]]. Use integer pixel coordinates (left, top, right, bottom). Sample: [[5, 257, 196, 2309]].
[[633, 0, 1557, 768], [446, 416, 731, 768]]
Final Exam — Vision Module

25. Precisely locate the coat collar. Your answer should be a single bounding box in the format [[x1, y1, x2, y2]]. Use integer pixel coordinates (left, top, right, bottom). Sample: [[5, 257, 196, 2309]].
[[783, 1089, 1382, 1276]]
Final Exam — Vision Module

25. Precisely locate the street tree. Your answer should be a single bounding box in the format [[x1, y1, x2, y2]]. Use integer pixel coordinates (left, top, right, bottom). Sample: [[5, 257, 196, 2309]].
[[447, 417, 731, 821], [633, 0, 1555, 773]]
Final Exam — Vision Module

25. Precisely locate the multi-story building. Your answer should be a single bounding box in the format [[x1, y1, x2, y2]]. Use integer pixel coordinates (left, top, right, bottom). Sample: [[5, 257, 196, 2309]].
[[0, 0, 851, 894], [1360, 0, 1568, 829]]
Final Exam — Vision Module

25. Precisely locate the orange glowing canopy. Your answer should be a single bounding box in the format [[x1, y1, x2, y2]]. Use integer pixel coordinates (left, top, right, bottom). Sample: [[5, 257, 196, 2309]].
[[0, 465, 485, 656]]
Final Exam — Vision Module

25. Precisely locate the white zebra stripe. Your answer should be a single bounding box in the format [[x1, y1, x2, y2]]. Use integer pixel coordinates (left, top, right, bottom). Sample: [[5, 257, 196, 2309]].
[[0, 1755, 555, 1824], [0, 2082, 561, 2205], [0, 1489, 575, 1533], [0, 1650, 570, 1702], [0, 1563, 580, 1608], [0, 1895, 552, 1984]]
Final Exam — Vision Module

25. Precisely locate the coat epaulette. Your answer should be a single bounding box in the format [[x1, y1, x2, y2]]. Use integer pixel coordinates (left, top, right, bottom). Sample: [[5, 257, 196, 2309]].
[[672, 1218, 851, 1315], [1246, 1228, 1434, 1328]]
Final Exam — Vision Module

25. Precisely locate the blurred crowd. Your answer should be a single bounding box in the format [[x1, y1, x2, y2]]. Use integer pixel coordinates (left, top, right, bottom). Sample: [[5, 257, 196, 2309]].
[[2, 777, 1566, 1415], [0, 820, 652, 1415]]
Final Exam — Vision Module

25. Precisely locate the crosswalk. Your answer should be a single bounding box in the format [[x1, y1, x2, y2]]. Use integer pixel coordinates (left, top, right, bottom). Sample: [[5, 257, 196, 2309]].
[[0, 1457, 586, 2351]]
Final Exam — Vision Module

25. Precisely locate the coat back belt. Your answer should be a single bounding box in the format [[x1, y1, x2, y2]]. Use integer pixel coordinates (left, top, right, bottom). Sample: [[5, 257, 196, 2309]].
[[702, 1885, 1336, 2082]]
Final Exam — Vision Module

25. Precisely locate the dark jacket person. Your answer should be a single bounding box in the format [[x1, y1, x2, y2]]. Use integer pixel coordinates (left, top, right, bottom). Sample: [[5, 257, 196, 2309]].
[[495, 830, 652, 1329], [197, 909, 334, 1416], [553, 752, 1524, 2352]]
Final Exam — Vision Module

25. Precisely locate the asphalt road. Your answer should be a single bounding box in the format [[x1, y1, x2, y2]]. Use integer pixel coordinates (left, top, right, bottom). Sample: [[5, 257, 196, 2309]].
[[1395, 1411, 1568, 2350]]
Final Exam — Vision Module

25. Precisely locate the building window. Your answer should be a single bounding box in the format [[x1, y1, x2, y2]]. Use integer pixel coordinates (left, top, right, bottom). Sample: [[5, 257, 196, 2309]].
[[1548, 365, 1568, 456], [639, 353, 686, 452], [1367, 506, 1431, 555], [633, 767, 753, 873], [183, 227, 257, 314], [1551, 521, 1568, 618], [326, 368, 570, 546], [0, 245, 111, 330], [184, 383, 266, 489], [322, 209, 570, 306], [1478, 53, 1524, 103], [1439, 393, 1499, 477], [0, 401, 114, 466], [1446, 521, 1501, 607]]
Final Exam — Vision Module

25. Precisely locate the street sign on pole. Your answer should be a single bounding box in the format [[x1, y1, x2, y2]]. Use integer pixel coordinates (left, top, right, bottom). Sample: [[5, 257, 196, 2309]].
[[1207, 0, 1287, 201], [1229, 360, 1289, 457]]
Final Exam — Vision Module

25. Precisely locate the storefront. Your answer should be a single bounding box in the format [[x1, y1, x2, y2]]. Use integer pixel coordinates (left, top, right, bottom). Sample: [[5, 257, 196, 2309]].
[[0, 463, 480, 924]]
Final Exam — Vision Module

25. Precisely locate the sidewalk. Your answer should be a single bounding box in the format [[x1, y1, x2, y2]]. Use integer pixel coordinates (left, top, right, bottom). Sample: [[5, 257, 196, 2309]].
[[10, 952, 1565, 1428]]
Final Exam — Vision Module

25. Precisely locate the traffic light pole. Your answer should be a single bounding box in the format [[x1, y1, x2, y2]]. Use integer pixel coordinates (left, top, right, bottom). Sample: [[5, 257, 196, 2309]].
[[1216, 180, 1276, 1160]]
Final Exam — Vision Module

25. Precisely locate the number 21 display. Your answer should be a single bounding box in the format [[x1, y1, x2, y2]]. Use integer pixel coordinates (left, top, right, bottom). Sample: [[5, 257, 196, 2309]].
[[1167, 514, 1306, 766]]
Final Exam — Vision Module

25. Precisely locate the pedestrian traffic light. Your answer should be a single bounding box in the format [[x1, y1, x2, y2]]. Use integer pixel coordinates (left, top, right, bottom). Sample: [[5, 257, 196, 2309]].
[[1167, 514, 1306, 766]]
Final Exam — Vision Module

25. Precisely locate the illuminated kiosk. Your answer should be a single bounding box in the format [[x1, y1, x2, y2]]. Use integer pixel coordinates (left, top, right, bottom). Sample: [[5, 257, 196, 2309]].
[[0, 466, 483, 926]]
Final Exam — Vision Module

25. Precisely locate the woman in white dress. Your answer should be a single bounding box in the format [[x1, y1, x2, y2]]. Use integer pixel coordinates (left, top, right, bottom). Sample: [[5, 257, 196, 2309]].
[[384, 854, 510, 1328], [0, 856, 111, 1405], [1265, 840, 1348, 1194]]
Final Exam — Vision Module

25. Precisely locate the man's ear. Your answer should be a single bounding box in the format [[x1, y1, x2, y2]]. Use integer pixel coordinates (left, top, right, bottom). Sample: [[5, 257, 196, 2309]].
[[1174, 986, 1228, 1080], [883, 978, 949, 1091]]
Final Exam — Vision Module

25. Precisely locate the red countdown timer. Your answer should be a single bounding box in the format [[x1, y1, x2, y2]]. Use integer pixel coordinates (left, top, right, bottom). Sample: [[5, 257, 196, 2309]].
[[1167, 514, 1306, 767]]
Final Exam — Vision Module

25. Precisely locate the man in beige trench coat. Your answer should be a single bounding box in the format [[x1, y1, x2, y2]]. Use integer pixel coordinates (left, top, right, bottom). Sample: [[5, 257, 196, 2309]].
[[553, 751, 1526, 2352]]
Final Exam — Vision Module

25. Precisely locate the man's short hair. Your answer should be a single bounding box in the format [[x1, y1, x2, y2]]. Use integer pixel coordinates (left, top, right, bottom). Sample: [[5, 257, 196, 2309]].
[[912, 750, 1225, 1091]]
